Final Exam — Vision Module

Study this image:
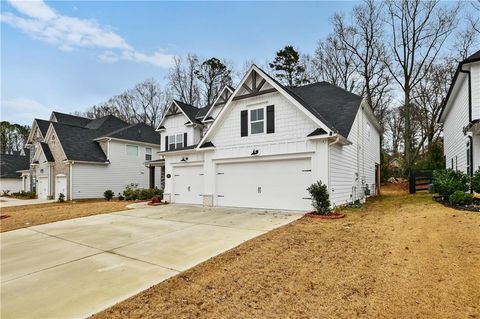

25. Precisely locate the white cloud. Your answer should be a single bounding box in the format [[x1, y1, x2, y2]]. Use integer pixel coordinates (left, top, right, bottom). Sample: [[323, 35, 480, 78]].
[[1, 97, 52, 125], [1, 0, 175, 68]]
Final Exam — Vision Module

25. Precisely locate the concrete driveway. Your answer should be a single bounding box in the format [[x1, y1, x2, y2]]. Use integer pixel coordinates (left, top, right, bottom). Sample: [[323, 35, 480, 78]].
[[1, 204, 302, 319], [0, 197, 55, 208]]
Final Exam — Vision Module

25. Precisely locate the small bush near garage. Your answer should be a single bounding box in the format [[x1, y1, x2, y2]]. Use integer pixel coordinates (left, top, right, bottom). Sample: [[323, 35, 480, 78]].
[[118, 193, 125, 201], [11, 191, 36, 199], [122, 186, 163, 201], [104, 190, 114, 201], [470, 168, 480, 193], [432, 169, 469, 199], [58, 193, 65, 203], [307, 181, 331, 215], [449, 191, 473, 206]]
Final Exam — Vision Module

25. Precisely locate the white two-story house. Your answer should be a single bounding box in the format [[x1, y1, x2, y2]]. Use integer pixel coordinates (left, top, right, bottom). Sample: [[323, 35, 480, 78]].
[[25, 112, 161, 200], [439, 50, 480, 176], [155, 65, 381, 211]]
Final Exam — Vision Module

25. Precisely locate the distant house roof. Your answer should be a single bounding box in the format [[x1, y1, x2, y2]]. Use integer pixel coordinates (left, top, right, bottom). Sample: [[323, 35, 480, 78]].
[[51, 111, 92, 127], [39, 142, 54, 162], [0, 153, 29, 178], [35, 119, 51, 137], [100, 123, 159, 145], [84, 115, 128, 132], [463, 49, 480, 64], [51, 122, 108, 163]]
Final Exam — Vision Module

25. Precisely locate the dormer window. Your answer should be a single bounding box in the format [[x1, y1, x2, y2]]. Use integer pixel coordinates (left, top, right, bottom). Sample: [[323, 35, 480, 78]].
[[250, 108, 265, 134], [168, 134, 185, 150]]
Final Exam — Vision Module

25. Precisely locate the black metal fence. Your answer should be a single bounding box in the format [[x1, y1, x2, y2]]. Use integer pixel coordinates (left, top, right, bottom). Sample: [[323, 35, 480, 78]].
[[409, 170, 433, 194]]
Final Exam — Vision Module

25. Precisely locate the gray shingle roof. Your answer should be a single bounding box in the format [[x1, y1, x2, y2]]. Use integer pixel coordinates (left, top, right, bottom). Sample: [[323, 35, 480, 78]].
[[52, 112, 91, 127], [174, 100, 204, 125], [463, 50, 480, 63], [101, 123, 159, 145], [0, 153, 29, 178], [39, 142, 54, 162], [85, 115, 128, 131], [289, 82, 363, 137], [51, 122, 108, 163], [35, 119, 51, 137]]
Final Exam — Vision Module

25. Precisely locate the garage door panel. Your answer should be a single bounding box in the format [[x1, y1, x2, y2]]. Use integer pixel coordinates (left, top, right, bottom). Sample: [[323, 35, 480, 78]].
[[216, 158, 312, 211], [173, 165, 204, 205]]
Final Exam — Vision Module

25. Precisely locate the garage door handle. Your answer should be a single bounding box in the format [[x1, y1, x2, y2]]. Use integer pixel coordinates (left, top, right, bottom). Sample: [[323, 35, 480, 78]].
[[174, 174, 180, 177], [217, 172, 224, 175], [175, 194, 180, 196], [302, 197, 312, 200], [302, 169, 312, 172], [217, 195, 225, 197]]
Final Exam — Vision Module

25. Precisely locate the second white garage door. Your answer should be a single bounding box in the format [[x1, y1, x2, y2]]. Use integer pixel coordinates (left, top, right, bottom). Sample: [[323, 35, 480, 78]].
[[37, 176, 48, 200], [216, 158, 312, 211], [173, 165, 204, 205]]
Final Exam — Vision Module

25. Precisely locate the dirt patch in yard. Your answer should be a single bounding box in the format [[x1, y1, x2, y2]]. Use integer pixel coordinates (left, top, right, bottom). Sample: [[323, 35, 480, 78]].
[[0, 200, 130, 232], [94, 184, 480, 319]]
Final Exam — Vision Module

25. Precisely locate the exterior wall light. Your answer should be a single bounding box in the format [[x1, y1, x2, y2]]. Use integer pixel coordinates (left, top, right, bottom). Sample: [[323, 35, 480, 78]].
[[251, 149, 259, 156]]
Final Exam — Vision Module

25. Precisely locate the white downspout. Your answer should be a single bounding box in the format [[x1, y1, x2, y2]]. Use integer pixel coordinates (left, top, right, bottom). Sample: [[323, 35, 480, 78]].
[[69, 162, 73, 201]]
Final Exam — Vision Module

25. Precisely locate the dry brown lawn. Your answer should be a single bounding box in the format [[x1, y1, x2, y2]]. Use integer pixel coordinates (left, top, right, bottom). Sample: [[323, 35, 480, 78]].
[[94, 184, 480, 319], [0, 200, 130, 232]]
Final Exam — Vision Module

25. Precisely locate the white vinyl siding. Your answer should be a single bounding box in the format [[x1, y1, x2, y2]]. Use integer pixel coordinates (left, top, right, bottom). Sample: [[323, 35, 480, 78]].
[[72, 140, 160, 199], [470, 63, 480, 121], [443, 75, 470, 173], [329, 106, 380, 207], [126, 145, 138, 156], [0, 178, 23, 193]]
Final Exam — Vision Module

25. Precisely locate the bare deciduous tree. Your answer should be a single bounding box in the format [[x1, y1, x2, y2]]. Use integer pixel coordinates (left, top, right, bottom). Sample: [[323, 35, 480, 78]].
[[168, 53, 201, 107], [384, 0, 460, 173], [332, 0, 392, 123], [314, 32, 359, 92]]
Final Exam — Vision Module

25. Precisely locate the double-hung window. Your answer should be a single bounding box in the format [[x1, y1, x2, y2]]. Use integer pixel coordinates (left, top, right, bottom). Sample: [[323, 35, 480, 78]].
[[176, 134, 184, 149], [145, 147, 152, 160], [168, 134, 185, 150], [250, 108, 265, 134]]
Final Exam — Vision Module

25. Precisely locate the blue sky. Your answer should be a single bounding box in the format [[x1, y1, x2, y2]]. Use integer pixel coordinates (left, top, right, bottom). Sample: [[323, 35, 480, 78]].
[[1, 0, 360, 125]]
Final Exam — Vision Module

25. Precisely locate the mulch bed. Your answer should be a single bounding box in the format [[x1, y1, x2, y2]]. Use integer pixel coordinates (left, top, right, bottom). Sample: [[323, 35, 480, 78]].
[[434, 196, 480, 212]]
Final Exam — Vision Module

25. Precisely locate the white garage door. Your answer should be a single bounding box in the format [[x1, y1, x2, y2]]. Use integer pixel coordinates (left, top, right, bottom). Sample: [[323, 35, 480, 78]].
[[173, 165, 204, 205], [37, 176, 48, 200], [55, 175, 67, 201], [216, 158, 312, 211]]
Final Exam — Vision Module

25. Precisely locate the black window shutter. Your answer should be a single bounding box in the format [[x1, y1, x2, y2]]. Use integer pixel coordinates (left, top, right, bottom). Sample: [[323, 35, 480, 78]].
[[165, 135, 168, 151], [241, 110, 248, 137], [266, 105, 275, 134], [184, 132, 188, 147]]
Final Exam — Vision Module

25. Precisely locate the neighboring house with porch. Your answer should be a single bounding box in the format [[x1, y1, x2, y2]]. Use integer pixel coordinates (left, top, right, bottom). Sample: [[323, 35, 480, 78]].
[[0, 149, 30, 194], [24, 112, 161, 200], [439, 50, 480, 176], [156, 65, 381, 211]]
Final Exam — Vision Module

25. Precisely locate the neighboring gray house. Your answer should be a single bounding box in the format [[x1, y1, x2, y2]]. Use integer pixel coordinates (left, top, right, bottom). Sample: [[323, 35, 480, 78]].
[[0, 149, 30, 194], [25, 112, 161, 200]]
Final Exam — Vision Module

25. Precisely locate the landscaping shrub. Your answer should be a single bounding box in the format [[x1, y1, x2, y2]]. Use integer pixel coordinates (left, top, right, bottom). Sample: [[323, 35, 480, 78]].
[[104, 190, 114, 201], [449, 191, 473, 206], [307, 181, 331, 215], [471, 168, 480, 193], [11, 191, 36, 199], [432, 169, 469, 198], [118, 193, 125, 201], [122, 186, 163, 201], [58, 193, 65, 203]]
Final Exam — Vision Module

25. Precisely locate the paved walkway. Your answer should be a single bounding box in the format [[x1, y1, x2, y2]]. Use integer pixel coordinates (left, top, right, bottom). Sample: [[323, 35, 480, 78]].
[[0, 197, 55, 208], [1, 204, 302, 319]]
